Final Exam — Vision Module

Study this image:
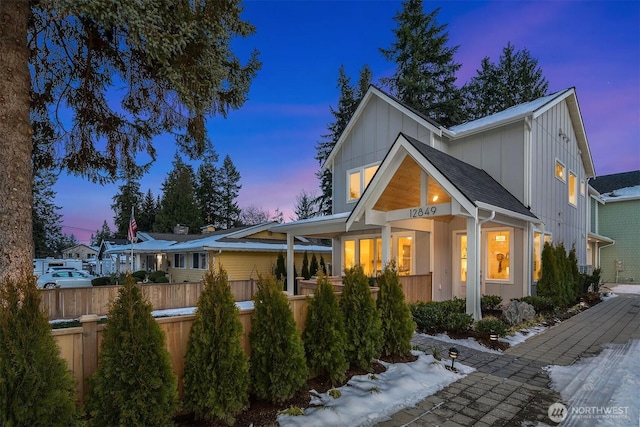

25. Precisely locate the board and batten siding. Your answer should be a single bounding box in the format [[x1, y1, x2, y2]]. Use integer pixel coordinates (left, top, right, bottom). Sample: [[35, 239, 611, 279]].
[[598, 199, 640, 283], [332, 95, 435, 214], [530, 100, 589, 264]]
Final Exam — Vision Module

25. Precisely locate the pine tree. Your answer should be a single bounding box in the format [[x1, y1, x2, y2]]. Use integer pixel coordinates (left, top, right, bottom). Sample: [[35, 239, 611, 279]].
[[32, 168, 65, 258], [310, 253, 319, 277], [320, 255, 327, 275], [86, 274, 178, 426], [462, 42, 549, 121], [111, 178, 143, 238], [0, 275, 78, 426], [275, 251, 286, 282], [154, 154, 202, 233], [217, 155, 242, 229], [196, 154, 221, 227], [91, 220, 113, 245], [341, 265, 383, 370], [249, 275, 307, 403], [301, 251, 311, 279], [380, 2, 462, 127], [315, 65, 372, 216], [377, 262, 416, 357], [303, 275, 348, 384], [292, 189, 318, 220], [138, 189, 159, 232], [183, 267, 249, 425]]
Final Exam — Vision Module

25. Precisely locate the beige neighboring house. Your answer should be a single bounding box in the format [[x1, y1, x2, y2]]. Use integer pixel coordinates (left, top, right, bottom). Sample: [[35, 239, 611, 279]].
[[274, 86, 597, 320], [103, 222, 331, 282], [62, 244, 99, 260]]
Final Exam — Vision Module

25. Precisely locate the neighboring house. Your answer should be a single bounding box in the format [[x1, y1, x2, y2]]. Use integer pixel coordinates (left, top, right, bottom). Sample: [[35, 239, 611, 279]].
[[62, 244, 99, 260], [589, 170, 640, 284], [102, 222, 331, 281], [274, 86, 595, 320]]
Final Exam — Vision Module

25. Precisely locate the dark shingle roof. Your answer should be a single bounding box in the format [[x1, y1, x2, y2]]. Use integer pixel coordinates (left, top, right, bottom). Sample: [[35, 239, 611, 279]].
[[590, 170, 640, 194], [402, 134, 537, 219]]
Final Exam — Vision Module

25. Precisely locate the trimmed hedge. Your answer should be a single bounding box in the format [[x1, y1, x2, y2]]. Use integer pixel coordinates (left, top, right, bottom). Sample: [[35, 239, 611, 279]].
[[475, 316, 510, 337], [513, 296, 556, 314]]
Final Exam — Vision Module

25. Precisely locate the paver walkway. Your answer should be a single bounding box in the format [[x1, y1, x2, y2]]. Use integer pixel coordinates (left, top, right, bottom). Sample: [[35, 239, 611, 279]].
[[377, 293, 640, 426]]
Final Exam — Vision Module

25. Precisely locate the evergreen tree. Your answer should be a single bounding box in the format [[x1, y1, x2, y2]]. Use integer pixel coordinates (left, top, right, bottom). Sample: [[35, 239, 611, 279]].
[[303, 275, 348, 384], [537, 241, 560, 305], [0, 275, 78, 426], [341, 265, 383, 370], [196, 155, 221, 228], [111, 178, 143, 238], [217, 155, 242, 229], [301, 251, 311, 279], [310, 253, 319, 277], [0, 0, 261, 282], [275, 251, 286, 282], [462, 42, 549, 120], [249, 275, 307, 403], [568, 245, 581, 301], [86, 273, 178, 426], [183, 267, 249, 425], [154, 154, 202, 233], [320, 255, 327, 275], [315, 65, 372, 216], [91, 220, 113, 245], [376, 262, 416, 357], [138, 189, 159, 232], [380, 2, 462, 127], [32, 168, 64, 258], [292, 189, 318, 220]]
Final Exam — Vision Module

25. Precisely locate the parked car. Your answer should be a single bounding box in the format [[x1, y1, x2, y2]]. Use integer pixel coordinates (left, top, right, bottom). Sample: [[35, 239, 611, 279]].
[[37, 270, 95, 289], [45, 266, 79, 274]]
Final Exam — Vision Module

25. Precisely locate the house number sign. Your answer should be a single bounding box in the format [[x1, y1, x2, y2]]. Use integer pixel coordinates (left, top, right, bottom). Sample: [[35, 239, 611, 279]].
[[409, 206, 437, 218]]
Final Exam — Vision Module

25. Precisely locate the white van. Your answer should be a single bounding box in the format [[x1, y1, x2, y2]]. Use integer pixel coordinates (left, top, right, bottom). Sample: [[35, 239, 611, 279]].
[[33, 258, 84, 277]]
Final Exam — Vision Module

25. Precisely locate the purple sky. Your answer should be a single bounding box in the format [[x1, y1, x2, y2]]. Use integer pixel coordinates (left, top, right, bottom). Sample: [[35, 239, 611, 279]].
[[55, 0, 640, 244]]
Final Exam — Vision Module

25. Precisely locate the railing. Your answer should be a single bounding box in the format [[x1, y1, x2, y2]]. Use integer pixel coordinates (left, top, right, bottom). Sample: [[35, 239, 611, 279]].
[[41, 280, 257, 319], [52, 288, 379, 404]]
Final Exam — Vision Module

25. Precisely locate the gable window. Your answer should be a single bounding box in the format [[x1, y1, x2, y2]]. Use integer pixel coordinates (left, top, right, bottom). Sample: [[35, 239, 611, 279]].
[[568, 172, 577, 206], [173, 253, 185, 269], [192, 252, 207, 269], [347, 163, 379, 201], [555, 160, 566, 182]]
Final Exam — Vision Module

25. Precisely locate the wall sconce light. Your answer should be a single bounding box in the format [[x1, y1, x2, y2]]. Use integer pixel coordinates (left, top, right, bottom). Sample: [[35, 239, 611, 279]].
[[432, 195, 439, 202], [489, 330, 498, 349], [449, 347, 459, 369]]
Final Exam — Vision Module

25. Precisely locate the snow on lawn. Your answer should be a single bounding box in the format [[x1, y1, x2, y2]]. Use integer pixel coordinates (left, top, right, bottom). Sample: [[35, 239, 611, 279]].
[[501, 325, 547, 347], [278, 351, 474, 427], [150, 301, 255, 318], [607, 284, 640, 295], [545, 339, 640, 426], [425, 333, 502, 354]]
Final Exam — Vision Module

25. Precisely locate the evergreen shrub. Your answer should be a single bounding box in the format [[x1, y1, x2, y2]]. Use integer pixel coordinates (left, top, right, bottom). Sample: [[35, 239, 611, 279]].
[[183, 267, 249, 425], [91, 276, 111, 287], [0, 274, 79, 426], [86, 273, 178, 426], [309, 253, 319, 277], [303, 274, 348, 384], [410, 302, 447, 333], [301, 251, 310, 279], [445, 312, 474, 333], [249, 275, 308, 403], [132, 270, 147, 281], [341, 265, 382, 371], [481, 295, 503, 311], [377, 262, 415, 357], [475, 317, 510, 337], [149, 270, 168, 283], [514, 296, 556, 314]]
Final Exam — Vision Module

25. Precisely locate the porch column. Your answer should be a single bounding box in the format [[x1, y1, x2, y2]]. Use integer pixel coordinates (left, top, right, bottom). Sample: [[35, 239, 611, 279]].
[[465, 217, 481, 321], [286, 233, 295, 295], [381, 224, 392, 267]]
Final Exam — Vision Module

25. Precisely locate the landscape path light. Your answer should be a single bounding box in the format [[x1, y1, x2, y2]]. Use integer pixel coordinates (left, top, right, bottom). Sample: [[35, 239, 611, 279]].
[[489, 329, 498, 349], [449, 347, 459, 370]]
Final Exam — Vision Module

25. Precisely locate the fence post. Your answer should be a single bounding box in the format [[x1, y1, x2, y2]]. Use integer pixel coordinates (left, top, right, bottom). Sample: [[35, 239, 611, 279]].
[[79, 314, 100, 404]]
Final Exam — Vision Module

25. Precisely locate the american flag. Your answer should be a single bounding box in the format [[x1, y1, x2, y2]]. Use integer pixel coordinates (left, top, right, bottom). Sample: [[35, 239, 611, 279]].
[[128, 206, 137, 242]]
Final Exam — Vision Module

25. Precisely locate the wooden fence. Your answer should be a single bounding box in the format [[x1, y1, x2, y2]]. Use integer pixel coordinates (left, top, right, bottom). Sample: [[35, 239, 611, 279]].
[[41, 279, 256, 319], [52, 289, 378, 404]]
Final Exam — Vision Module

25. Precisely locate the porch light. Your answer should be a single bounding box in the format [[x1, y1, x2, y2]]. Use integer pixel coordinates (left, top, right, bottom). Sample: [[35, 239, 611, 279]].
[[449, 347, 459, 369], [489, 330, 498, 349], [432, 195, 439, 202]]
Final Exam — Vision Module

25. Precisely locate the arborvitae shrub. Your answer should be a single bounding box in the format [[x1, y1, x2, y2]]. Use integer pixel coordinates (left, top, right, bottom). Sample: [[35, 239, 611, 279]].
[[319, 255, 326, 275], [275, 251, 286, 282], [0, 274, 78, 426], [86, 273, 178, 426], [309, 253, 319, 277], [376, 262, 416, 357], [341, 265, 382, 371], [183, 267, 249, 425], [249, 275, 307, 403], [301, 251, 310, 279], [536, 242, 559, 303], [568, 245, 580, 302], [303, 274, 348, 384]]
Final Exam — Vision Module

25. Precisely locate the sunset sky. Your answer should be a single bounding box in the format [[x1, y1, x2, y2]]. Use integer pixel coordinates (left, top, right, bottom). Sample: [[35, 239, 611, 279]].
[[54, 0, 640, 244]]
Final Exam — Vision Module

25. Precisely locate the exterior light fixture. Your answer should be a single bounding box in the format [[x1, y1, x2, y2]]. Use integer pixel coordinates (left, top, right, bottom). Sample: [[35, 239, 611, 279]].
[[489, 330, 498, 349], [449, 347, 459, 369], [432, 195, 439, 202]]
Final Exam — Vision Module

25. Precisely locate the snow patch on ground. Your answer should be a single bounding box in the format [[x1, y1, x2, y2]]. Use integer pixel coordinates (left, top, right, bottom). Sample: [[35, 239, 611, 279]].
[[501, 325, 547, 347], [426, 333, 502, 354], [607, 284, 640, 295], [278, 351, 474, 427]]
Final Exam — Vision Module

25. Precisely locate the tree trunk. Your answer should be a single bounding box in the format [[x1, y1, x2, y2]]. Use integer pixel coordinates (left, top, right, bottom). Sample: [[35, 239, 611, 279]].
[[0, 0, 33, 283]]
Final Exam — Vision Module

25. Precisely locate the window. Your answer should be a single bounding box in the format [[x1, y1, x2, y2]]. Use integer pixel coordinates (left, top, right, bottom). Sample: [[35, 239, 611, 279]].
[[173, 253, 186, 268], [486, 230, 512, 281], [533, 232, 552, 281], [460, 234, 467, 282], [568, 172, 577, 206], [397, 236, 412, 275], [347, 163, 379, 201], [344, 240, 355, 270], [555, 160, 566, 182], [192, 252, 207, 269]]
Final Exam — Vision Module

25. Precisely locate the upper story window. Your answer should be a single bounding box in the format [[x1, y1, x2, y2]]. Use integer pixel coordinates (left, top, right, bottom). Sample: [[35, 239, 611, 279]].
[[173, 253, 186, 269], [192, 252, 207, 269], [568, 172, 577, 206], [348, 163, 379, 201], [555, 160, 566, 182]]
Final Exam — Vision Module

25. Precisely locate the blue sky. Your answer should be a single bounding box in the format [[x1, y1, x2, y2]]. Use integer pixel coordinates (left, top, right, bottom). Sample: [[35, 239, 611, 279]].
[[55, 0, 640, 244]]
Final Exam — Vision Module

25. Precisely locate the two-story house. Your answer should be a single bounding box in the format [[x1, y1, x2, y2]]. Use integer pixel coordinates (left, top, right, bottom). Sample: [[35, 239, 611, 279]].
[[274, 86, 595, 320]]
